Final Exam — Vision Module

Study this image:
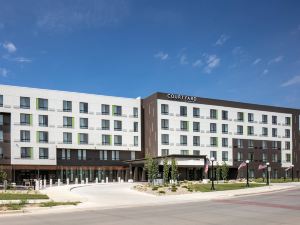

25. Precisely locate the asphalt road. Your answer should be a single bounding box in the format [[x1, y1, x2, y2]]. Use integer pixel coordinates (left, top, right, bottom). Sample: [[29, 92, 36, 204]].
[[2, 187, 300, 225]]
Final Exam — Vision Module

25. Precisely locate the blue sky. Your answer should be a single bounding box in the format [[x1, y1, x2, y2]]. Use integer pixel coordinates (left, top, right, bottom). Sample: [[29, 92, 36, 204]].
[[0, 0, 300, 108]]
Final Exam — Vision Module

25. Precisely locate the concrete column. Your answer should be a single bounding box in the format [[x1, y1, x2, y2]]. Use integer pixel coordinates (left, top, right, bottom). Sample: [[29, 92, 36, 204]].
[[43, 179, 47, 188], [134, 167, 138, 182], [95, 177, 98, 183], [81, 179, 84, 184], [57, 179, 61, 186], [66, 178, 69, 185], [141, 167, 146, 182], [49, 179, 52, 187], [129, 164, 133, 180], [35, 179, 39, 190], [75, 177, 78, 184], [106, 176, 108, 183], [85, 177, 89, 184]]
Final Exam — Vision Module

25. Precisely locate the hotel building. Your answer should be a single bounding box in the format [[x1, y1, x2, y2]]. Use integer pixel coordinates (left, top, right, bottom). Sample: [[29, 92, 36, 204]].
[[0, 85, 300, 183]]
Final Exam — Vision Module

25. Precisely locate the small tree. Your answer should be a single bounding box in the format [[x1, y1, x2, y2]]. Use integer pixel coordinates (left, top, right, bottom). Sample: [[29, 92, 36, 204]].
[[0, 166, 7, 183], [216, 163, 221, 184], [221, 162, 229, 182], [163, 158, 170, 185], [171, 158, 178, 183], [145, 154, 159, 185]]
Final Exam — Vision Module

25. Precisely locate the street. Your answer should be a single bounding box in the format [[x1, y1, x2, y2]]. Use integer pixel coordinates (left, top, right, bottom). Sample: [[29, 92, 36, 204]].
[[1, 187, 300, 225]]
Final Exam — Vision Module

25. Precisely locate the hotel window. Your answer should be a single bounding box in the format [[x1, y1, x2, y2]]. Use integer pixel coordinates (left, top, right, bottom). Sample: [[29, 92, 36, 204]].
[[210, 151, 217, 160], [66, 149, 71, 160], [272, 153, 278, 163], [0, 147, 3, 158], [113, 105, 122, 116], [134, 136, 138, 146], [161, 104, 169, 115], [210, 137, 218, 147], [248, 113, 254, 122], [237, 125, 243, 135], [20, 130, 30, 142], [78, 149, 86, 160], [101, 119, 110, 130], [114, 120, 122, 131], [248, 140, 254, 148], [39, 148, 48, 159], [161, 119, 169, 130], [39, 115, 48, 127], [0, 95, 3, 107], [161, 134, 169, 145], [180, 106, 187, 117], [193, 136, 200, 146], [285, 117, 291, 126], [285, 141, 290, 150], [99, 150, 108, 160], [222, 138, 228, 147], [237, 112, 244, 122], [262, 114, 268, 124], [101, 104, 110, 115], [193, 150, 200, 156], [131, 151, 136, 160], [237, 139, 243, 148], [38, 131, 48, 143], [63, 100, 72, 112], [262, 153, 267, 162], [286, 153, 291, 162], [21, 147, 32, 159], [222, 151, 228, 161], [102, 135, 111, 145], [0, 131, 3, 142], [262, 127, 268, 136], [222, 124, 228, 134], [63, 132, 72, 144], [37, 98, 48, 110], [20, 113, 31, 125], [180, 121, 188, 131], [272, 116, 277, 125], [63, 116, 73, 128], [80, 118, 88, 129], [79, 102, 88, 113], [112, 150, 120, 160], [193, 122, 200, 132], [222, 110, 228, 120], [181, 150, 189, 155], [180, 135, 188, 146], [114, 135, 122, 146], [193, 107, 200, 117], [272, 141, 278, 149], [237, 152, 243, 161], [161, 149, 169, 156], [61, 149, 66, 160], [210, 109, 217, 119], [271, 128, 277, 137], [248, 152, 254, 162], [285, 129, 290, 138], [133, 122, 138, 132], [262, 141, 268, 149], [79, 133, 88, 144], [247, 126, 254, 135], [20, 96, 30, 109], [0, 115, 3, 125], [133, 107, 138, 118], [210, 123, 217, 133]]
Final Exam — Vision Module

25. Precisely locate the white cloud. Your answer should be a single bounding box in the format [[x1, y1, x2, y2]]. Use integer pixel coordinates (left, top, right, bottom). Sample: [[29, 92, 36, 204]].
[[215, 34, 230, 46], [268, 55, 284, 64], [252, 58, 261, 65], [179, 54, 188, 65], [0, 68, 8, 77], [3, 41, 17, 53], [232, 46, 243, 55], [192, 59, 203, 67], [14, 57, 32, 63], [281, 75, 300, 87], [203, 55, 220, 73], [262, 69, 269, 75], [154, 51, 168, 61]]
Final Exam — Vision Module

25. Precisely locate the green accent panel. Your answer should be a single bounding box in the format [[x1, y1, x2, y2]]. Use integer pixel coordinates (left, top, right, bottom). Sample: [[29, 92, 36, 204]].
[[72, 117, 74, 128], [112, 105, 116, 115], [216, 110, 218, 119], [216, 138, 218, 147], [36, 131, 39, 143], [29, 147, 33, 159], [78, 134, 80, 144], [186, 121, 189, 131], [36, 98, 39, 110], [109, 135, 112, 145], [29, 114, 33, 125]]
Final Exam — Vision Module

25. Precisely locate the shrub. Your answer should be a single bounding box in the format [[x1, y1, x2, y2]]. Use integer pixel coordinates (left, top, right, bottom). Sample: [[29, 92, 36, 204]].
[[152, 186, 158, 191], [158, 190, 166, 194]]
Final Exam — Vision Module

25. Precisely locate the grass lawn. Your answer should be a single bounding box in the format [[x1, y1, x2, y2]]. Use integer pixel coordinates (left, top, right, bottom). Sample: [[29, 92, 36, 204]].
[[187, 183, 265, 192], [0, 193, 49, 200], [39, 201, 81, 207], [254, 178, 299, 183]]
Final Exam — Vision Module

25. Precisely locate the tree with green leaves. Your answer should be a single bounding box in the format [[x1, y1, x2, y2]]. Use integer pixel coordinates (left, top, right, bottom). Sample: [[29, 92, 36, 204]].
[[171, 158, 178, 183], [216, 163, 221, 184], [163, 158, 170, 185], [0, 166, 7, 183], [221, 162, 229, 182], [145, 154, 159, 185]]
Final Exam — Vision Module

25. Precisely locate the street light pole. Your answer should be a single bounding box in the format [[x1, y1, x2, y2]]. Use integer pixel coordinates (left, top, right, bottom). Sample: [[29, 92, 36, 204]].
[[291, 165, 294, 182], [210, 157, 215, 191], [266, 162, 270, 186], [246, 160, 250, 187]]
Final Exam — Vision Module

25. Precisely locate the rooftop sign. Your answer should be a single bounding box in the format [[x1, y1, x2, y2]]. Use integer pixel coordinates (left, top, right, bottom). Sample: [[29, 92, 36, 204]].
[[167, 93, 197, 103]]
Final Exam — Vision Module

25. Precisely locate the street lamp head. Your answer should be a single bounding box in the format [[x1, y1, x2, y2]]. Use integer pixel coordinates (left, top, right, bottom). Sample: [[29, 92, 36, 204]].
[[210, 157, 215, 161], [266, 162, 270, 166], [245, 160, 250, 164]]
